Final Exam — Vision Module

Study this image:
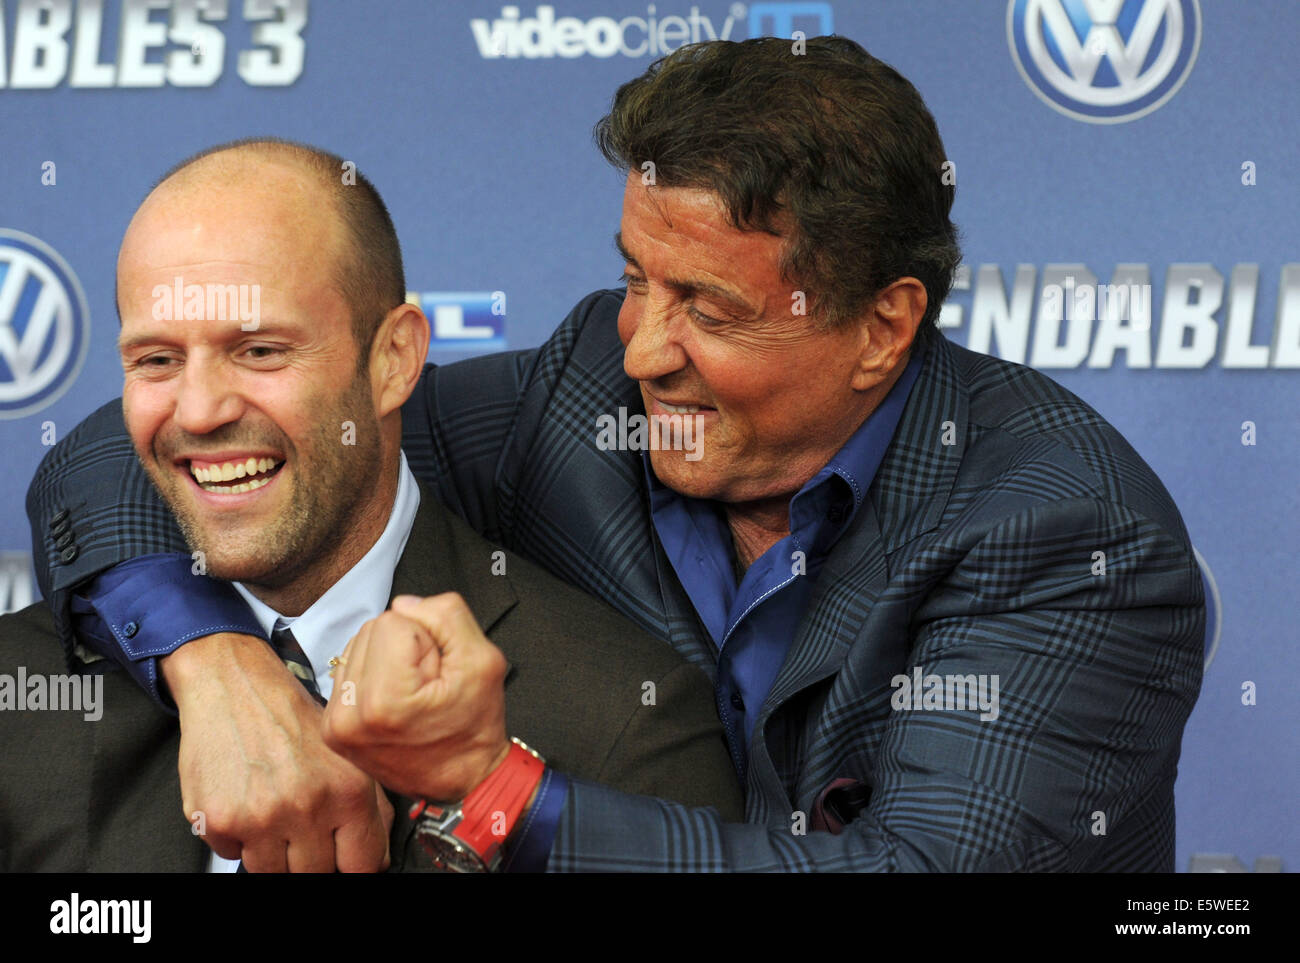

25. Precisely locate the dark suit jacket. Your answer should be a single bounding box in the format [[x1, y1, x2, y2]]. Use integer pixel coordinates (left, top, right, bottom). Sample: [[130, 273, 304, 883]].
[[0, 486, 743, 870], [27, 289, 1205, 871]]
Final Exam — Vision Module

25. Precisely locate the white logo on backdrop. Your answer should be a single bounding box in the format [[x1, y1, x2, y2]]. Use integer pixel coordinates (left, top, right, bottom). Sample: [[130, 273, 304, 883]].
[[0, 230, 90, 418], [1008, 0, 1201, 123]]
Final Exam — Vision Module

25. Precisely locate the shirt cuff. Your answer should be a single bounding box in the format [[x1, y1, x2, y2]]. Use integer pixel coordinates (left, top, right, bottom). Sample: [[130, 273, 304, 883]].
[[69, 552, 269, 712], [502, 768, 568, 873]]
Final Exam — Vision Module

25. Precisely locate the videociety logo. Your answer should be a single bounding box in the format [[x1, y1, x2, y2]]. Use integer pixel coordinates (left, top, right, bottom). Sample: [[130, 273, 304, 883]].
[[0, 230, 90, 419], [1007, 0, 1201, 123], [471, 3, 834, 59]]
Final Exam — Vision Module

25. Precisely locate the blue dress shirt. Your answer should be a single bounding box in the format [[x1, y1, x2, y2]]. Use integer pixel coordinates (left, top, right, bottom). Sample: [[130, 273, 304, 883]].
[[646, 347, 925, 779]]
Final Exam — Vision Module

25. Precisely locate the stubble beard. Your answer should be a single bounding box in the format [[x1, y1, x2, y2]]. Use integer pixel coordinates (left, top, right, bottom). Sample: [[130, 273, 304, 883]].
[[145, 371, 382, 593]]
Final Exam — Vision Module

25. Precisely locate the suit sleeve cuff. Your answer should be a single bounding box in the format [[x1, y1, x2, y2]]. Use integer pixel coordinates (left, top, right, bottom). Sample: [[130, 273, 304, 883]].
[[502, 769, 568, 873], [70, 552, 269, 712]]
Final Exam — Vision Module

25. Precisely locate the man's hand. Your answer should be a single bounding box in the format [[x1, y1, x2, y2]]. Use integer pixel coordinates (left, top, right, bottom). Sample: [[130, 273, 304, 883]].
[[322, 594, 510, 802], [162, 632, 395, 872]]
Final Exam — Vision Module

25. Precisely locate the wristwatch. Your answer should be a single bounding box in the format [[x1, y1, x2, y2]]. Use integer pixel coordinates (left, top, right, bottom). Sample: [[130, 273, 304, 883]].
[[410, 737, 546, 872]]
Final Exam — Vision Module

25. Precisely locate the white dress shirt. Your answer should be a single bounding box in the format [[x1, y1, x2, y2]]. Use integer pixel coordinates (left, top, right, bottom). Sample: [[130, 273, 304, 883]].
[[208, 452, 421, 873]]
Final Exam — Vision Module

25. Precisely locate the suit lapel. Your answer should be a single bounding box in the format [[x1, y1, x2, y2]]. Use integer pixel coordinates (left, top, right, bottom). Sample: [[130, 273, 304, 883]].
[[761, 498, 888, 719], [390, 485, 519, 634], [645, 521, 720, 679], [870, 325, 968, 553], [498, 325, 716, 672], [383, 486, 525, 868], [757, 329, 970, 735]]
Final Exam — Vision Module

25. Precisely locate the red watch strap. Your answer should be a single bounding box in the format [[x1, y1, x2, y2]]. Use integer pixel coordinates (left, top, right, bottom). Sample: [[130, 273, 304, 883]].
[[455, 739, 546, 862]]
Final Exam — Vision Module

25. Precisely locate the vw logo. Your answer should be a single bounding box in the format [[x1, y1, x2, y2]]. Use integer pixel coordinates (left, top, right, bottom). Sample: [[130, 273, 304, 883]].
[[1008, 0, 1201, 123], [0, 230, 90, 419]]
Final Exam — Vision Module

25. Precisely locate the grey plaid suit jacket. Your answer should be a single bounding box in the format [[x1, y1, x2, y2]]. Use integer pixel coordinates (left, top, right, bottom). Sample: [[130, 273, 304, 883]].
[[29, 288, 1204, 871]]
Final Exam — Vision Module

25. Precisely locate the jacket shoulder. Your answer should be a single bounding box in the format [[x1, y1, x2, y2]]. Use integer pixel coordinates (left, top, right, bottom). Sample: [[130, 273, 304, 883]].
[[938, 336, 1192, 542]]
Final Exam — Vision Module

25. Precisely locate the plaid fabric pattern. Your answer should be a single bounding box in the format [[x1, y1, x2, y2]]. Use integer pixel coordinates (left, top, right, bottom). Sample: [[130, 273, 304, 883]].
[[29, 288, 1204, 871]]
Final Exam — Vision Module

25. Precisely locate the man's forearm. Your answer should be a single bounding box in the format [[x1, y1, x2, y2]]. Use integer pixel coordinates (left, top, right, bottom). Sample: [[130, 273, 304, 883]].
[[67, 554, 269, 709]]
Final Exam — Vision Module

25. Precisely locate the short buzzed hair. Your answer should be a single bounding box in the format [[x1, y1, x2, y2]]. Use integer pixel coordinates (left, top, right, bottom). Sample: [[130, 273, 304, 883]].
[[155, 137, 405, 359]]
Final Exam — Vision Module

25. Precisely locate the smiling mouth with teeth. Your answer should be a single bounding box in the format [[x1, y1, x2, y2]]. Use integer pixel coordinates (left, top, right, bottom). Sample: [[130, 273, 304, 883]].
[[189, 457, 284, 494]]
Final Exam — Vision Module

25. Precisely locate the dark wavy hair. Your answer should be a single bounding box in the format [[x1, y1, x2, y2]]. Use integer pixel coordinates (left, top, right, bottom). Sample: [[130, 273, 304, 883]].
[[595, 36, 961, 328]]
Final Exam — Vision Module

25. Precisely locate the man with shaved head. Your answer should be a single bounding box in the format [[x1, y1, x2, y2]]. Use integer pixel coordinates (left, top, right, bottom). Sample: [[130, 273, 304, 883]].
[[118, 142, 399, 606], [0, 138, 742, 872]]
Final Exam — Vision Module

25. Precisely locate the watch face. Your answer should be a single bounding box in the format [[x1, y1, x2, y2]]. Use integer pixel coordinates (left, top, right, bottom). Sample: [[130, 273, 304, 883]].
[[415, 828, 489, 874]]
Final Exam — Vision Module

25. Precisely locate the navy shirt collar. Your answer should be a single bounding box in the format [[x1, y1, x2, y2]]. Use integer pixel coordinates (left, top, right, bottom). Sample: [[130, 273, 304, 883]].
[[643, 338, 928, 551]]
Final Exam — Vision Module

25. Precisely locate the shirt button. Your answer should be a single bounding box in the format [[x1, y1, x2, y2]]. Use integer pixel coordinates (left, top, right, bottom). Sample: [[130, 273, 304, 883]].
[[730, 691, 745, 711], [60, 546, 79, 564], [55, 530, 75, 549], [123, 621, 139, 639], [50, 508, 71, 529]]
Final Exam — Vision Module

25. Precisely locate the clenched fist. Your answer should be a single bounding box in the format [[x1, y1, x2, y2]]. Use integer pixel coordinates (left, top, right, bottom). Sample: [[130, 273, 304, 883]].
[[163, 631, 395, 873], [322, 593, 511, 801]]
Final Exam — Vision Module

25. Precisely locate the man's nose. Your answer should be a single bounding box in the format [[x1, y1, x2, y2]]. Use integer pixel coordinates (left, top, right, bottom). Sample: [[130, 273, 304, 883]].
[[173, 360, 244, 434], [621, 293, 688, 383]]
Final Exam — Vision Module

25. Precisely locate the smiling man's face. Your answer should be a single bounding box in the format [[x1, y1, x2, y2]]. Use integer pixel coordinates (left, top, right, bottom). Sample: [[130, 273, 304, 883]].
[[615, 173, 906, 506], [117, 157, 384, 604]]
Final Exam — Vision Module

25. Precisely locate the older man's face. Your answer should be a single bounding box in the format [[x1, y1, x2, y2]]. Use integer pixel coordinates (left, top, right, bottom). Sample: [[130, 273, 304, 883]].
[[116, 165, 382, 591], [616, 173, 889, 505]]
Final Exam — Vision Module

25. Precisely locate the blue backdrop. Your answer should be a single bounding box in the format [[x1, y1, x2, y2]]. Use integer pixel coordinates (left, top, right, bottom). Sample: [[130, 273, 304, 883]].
[[1, 0, 1294, 872]]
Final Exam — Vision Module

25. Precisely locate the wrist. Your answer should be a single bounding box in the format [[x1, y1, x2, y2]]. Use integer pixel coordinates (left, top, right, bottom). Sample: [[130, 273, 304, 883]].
[[478, 739, 513, 790], [158, 637, 206, 696], [411, 737, 546, 872], [161, 632, 277, 704]]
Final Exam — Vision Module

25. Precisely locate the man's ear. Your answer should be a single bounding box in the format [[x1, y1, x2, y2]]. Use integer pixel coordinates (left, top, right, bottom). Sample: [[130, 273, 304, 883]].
[[371, 302, 430, 417], [850, 277, 927, 391]]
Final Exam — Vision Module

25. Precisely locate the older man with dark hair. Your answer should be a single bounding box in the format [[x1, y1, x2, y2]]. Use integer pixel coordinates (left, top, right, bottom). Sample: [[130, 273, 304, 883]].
[[27, 38, 1203, 872], [596, 35, 962, 331]]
